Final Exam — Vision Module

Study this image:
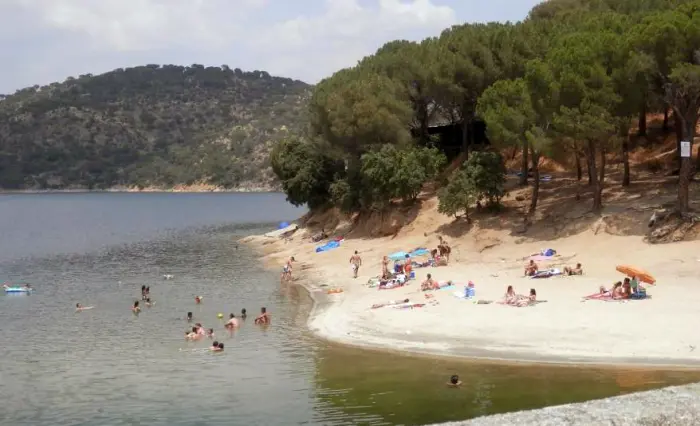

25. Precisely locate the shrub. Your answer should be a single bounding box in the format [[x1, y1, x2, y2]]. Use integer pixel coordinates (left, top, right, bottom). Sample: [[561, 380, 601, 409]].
[[437, 165, 478, 218], [462, 151, 507, 206]]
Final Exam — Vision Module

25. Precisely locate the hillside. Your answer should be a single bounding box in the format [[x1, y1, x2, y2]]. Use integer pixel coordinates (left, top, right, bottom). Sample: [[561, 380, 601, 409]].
[[0, 65, 311, 191]]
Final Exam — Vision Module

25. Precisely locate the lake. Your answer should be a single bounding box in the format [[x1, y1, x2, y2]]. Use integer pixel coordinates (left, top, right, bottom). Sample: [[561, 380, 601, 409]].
[[0, 192, 698, 426]]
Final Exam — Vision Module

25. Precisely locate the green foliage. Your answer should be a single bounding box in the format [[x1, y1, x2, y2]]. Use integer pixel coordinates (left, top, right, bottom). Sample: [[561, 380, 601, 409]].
[[360, 145, 446, 208], [461, 151, 507, 206], [270, 137, 341, 209], [437, 166, 477, 218], [0, 65, 310, 189]]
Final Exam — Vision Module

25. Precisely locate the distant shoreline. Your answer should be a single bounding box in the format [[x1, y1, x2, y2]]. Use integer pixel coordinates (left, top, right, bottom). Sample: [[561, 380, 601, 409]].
[[0, 186, 279, 194]]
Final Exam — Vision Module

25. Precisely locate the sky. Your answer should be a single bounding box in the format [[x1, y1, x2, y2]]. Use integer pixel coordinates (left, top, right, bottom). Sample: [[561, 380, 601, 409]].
[[0, 0, 543, 93]]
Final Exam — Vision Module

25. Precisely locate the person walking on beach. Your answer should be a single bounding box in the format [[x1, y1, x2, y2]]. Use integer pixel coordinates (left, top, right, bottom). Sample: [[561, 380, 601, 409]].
[[350, 251, 362, 278], [281, 256, 295, 282]]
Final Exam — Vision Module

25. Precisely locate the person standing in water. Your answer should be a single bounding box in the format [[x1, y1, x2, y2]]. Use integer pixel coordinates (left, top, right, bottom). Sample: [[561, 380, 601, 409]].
[[141, 285, 147, 300], [132, 301, 141, 315], [186, 312, 193, 322], [254, 307, 270, 325], [350, 251, 362, 278], [240, 308, 247, 320], [225, 314, 239, 329]]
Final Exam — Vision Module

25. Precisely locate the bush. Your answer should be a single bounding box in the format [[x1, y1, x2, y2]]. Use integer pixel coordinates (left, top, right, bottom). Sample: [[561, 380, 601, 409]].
[[270, 137, 342, 209], [462, 151, 507, 206], [360, 144, 446, 208], [437, 165, 478, 218]]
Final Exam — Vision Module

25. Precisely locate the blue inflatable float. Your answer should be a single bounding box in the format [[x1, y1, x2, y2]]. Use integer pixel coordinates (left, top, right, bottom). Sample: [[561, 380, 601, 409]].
[[278, 221, 290, 229], [4, 287, 32, 293]]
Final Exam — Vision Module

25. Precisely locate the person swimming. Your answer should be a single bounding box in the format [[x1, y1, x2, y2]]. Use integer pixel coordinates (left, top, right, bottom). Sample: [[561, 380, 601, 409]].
[[206, 328, 215, 338], [211, 342, 224, 352], [240, 308, 247, 320], [186, 312, 193, 322], [225, 314, 239, 329], [132, 301, 141, 314], [447, 375, 462, 387], [75, 303, 93, 312], [145, 298, 154, 307], [210, 340, 219, 349], [141, 285, 147, 300], [186, 327, 199, 340], [254, 307, 270, 325], [195, 296, 202, 304]]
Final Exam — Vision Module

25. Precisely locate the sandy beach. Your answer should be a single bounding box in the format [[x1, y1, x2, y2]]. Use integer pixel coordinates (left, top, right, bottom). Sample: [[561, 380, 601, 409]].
[[244, 194, 700, 367]]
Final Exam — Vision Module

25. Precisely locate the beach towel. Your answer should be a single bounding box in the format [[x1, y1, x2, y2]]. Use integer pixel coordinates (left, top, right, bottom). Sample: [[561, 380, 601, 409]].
[[583, 292, 612, 301], [394, 303, 425, 310], [388, 251, 408, 261], [316, 240, 340, 253], [410, 248, 430, 257], [530, 268, 562, 279]]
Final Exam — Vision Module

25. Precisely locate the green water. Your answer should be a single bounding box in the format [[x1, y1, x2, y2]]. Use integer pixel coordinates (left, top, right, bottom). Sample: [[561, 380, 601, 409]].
[[312, 341, 700, 425]]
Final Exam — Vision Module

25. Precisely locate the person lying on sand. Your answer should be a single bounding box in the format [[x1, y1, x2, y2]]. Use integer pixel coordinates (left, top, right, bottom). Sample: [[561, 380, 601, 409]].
[[524, 260, 539, 277], [372, 298, 410, 309], [564, 263, 583, 275], [447, 374, 462, 388], [421, 274, 438, 291]]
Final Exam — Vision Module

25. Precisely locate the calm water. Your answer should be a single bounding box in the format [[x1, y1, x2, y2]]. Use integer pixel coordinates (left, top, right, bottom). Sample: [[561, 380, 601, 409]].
[[0, 193, 698, 426]]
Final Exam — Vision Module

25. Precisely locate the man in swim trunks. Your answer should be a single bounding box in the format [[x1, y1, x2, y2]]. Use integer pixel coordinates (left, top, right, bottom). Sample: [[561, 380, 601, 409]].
[[254, 307, 270, 325], [564, 263, 583, 275], [350, 251, 362, 278], [524, 260, 539, 276]]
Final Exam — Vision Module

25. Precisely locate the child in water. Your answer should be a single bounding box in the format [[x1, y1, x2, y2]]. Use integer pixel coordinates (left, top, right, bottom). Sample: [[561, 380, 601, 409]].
[[195, 296, 202, 304], [132, 301, 141, 314], [240, 308, 247, 320], [145, 298, 154, 307], [206, 328, 215, 339], [186, 312, 193, 322]]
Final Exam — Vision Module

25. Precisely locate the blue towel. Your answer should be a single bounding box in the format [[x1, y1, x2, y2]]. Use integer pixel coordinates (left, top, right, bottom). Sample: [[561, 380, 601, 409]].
[[316, 240, 340, 253], [410, 248, 430, 257], [388, 251, 408, 261]]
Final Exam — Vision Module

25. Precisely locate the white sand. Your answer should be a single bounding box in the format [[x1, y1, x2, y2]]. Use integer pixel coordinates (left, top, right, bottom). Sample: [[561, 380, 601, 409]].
[[245, 213, 700, 367]]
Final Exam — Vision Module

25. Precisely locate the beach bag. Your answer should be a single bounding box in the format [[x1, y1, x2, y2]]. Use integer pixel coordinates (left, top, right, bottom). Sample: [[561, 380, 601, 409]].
[[543, 248, 555, 257]]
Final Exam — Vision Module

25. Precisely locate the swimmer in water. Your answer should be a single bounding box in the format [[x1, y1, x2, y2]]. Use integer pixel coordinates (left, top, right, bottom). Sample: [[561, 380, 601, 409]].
[[186, 327, 199, 340], [225, 314, 239, 330], [186, 312, 193, 322], [145, 286, 150, 297], [190, 326, 202, 340], [254, 307, 270, 325], [195, 296, 202, 304], [211, 342, 224, 352], [145, 298, 154, 307], [447, 375, 462, 388], [206, 328, 215, 339], [75, 303, 93, 312], [210, 341, 219, 350], [132, 301, 141, 314], [141, 285, 147, 300], [240, 308, 247, 320]]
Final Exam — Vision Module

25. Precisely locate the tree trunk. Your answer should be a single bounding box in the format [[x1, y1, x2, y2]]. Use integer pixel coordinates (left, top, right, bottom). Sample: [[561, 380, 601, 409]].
[[519, 139, 528, 186], [598, 146, 606, 208], [637, 105, 647, 137], [574, 145, 582, 181], [663, 107, 669, 133], [587, 140, 602, 211], [620, 123, 631, 187], [528, 144, 540, 216], [585, 153, 593, 186], [674, 110, 684, 169], [678, 113, 697, 214]]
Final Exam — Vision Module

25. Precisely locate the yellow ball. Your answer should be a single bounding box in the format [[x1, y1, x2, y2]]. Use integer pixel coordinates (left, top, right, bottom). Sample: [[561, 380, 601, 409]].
[[217, 313, 224, 319]]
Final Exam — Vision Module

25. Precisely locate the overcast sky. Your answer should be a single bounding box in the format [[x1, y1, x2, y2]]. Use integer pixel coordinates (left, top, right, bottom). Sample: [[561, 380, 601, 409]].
[[0, 0, 542, 93]]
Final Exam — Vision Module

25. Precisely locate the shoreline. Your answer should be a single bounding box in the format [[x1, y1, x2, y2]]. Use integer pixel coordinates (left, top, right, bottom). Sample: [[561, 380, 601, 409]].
[[243, 204, 700, 370]]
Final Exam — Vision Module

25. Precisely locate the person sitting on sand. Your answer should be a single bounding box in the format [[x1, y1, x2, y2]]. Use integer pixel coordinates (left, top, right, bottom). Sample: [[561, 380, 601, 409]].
[[403, 254, 413, 278], [622, 280, 632, 298], [381, 256, 391, 279], [421, 274, 438, 291], [516, 289, 537, 307], [447, 374, 462, 388], [504, 286, 517, 304], [437, 242, 451, 263], [564, 263, 583, 276], [611, 282, 625, 299], [350, 251, 362, 278], [254, 307, 271, 325], [524, 260, 539, 277]]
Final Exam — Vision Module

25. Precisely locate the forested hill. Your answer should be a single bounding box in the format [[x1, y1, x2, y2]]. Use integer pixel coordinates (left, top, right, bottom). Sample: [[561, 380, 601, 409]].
[[0, 65, 311, 190]]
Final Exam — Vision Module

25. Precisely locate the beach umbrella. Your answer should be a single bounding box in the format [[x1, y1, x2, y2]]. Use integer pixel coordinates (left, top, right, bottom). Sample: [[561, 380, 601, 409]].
[[615, 265, 656, 284]]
